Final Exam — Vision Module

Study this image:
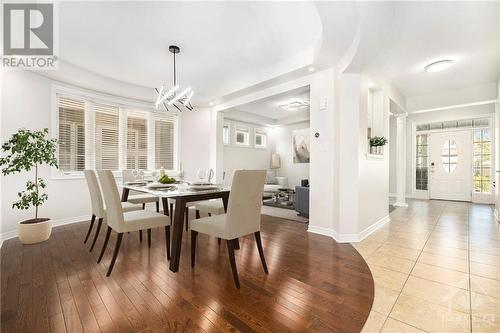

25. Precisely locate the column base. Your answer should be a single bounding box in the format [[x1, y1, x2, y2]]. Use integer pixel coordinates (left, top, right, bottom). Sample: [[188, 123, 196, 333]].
[[393, 202, 408, 208]]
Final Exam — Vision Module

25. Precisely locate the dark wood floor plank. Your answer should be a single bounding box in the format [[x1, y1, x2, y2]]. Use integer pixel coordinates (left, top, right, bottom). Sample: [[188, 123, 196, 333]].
[[1, 215, 374, 333]]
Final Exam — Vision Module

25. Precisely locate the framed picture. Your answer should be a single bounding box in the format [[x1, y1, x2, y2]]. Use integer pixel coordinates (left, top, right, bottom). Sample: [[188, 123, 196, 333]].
[[292, 129, 310, 163]]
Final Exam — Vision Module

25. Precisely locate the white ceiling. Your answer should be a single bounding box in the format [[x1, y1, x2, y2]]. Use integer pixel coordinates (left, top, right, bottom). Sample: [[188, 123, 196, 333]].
[[58, 1, 321, 103], [225, 87, 310, 121], [365, 1, 499, 97], [54, 1, 499, 104]]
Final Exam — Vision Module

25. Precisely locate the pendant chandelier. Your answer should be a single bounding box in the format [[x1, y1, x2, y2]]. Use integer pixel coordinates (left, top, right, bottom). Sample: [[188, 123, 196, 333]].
[[155, 45, 194, 112]]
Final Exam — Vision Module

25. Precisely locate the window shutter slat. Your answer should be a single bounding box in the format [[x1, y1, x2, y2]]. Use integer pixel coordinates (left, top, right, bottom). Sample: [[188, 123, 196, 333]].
[[95, 103, 119, 170], [58, 96, 85, 172], [126, 114, 148, 170]]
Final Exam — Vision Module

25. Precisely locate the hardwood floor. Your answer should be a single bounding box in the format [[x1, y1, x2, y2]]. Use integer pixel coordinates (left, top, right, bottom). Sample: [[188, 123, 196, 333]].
[[1, 215, 374, 333]]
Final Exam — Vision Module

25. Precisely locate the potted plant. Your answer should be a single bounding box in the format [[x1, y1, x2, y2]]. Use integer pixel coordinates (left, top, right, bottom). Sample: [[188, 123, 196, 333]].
[[369, 136, 388, 155], [0, 128, 58, 244]]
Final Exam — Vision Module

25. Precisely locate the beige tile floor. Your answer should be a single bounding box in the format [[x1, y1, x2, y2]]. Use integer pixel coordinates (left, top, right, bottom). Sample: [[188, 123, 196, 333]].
[[356, 199, 500, 333]]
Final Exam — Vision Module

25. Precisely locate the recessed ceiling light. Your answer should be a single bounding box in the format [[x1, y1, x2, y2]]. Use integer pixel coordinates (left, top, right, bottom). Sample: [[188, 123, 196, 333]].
[[279, 100, 309, 111], [308, 67, 315, 72], [424, 60, 453, 73]]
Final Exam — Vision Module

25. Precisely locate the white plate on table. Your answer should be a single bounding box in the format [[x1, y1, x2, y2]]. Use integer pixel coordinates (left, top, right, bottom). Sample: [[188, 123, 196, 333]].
[[147, 183, 175, 189], [125, 181, 148, 185], [188, 184, 218, 191]]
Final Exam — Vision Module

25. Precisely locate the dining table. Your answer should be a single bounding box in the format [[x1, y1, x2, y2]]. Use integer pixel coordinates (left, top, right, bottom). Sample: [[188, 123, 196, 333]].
[[121, 182, 230, 272]]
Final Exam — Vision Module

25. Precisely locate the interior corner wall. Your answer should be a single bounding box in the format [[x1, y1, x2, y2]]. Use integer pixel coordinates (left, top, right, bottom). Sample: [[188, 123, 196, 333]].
[[180, 108, 212, 181], [356, 80, 390, 237], [389, 115, 397, 195]]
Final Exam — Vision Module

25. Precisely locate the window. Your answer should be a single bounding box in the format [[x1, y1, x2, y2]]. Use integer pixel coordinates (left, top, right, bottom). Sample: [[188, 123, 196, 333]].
[[441, 139, 458, 173], [255, 130, 267, 148], [58, 96, 85, 172], [154, 114, 175, 169], [415, 134, 428, 190], [473, 128, 491, 193], [126, 114, 148, 170], [95, 103, 119, 170], [235, 127, 249, 146], [55, 89, 179, 176], [222, 124, 230, 145]]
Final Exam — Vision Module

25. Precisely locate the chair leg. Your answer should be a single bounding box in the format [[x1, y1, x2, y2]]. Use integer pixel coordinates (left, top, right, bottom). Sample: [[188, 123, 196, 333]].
[[254, 231, 268, 274], [226, 239, 240, 289], [156, 200, 160, 213], [89, 218, 103, 252], [142, 203, 146, 210], [234, 238, 240, 250], [218, 238, 221, 245], [84, 214, 96, 243], [170, 203, 174, 225], [139, 230, 143, 242], [185, 207, 189, 231], [191, 230, 198, 267], [196, 210, 200, 219], [106, 233, 123, 276], [147, 229, 152, 248], [98, 227, 112, 263], [165, 226, 171, 260]]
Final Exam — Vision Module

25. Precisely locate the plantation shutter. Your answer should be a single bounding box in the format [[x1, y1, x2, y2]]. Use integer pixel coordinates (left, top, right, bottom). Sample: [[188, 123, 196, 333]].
[[154, 113, 175, 170], [94, 103, 119, 170], [126, 113, 148, 170], [58, 96, 85, 172]]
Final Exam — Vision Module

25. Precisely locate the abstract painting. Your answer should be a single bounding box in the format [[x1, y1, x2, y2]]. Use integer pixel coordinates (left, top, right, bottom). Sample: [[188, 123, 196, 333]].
[[292, 129, 310, 163]]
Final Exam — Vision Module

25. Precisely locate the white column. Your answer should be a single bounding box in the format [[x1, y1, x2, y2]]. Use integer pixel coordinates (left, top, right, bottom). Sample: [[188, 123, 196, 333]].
[[394, 114, 408, 207]]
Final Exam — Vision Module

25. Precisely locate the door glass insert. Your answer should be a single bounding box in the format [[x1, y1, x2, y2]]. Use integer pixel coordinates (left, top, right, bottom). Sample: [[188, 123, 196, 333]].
[[473, 129, 491, 193], [441, 139, 457, 173], [415, 134, 428, 190]]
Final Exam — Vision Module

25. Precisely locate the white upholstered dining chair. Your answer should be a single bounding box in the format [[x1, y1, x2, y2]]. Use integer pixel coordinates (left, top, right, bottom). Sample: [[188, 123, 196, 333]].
[[83, 170, 143, 251], [190, 170, 268, 289], [122, 169, 160, 211], [97, 170, 171, 276]]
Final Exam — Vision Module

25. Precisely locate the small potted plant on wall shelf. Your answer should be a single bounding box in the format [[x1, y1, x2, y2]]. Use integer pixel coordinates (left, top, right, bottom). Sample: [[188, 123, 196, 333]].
[[369, 136, 388, 155], [0, 128, 58, 244]]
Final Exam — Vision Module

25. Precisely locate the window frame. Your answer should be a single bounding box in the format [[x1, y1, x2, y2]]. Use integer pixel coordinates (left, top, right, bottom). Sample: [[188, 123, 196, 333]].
[[254, 129, 267, 149], [51, 85, 180, 179], [222, 122, 231, 145], [234, 126, 250, 146]]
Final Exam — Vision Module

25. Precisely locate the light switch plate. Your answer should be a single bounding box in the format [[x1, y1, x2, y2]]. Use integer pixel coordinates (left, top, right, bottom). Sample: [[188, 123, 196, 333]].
[[319, 96, 328, 110]]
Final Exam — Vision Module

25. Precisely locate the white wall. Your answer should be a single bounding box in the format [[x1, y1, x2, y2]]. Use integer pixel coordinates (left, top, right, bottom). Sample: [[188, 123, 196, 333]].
[[1, 71, 92, 238], [389, 115, 397, 194], [222, 119, 272, 185], [405, 103, 496, 197], [180, 108, 211, 181], [272, 121, 310, 187]]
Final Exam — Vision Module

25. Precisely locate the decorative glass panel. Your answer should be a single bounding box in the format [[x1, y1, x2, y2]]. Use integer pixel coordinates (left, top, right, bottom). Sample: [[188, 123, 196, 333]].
[[472, 128, 491, 193], [441, 139, 457, 173], [415, 134, 428, 190]]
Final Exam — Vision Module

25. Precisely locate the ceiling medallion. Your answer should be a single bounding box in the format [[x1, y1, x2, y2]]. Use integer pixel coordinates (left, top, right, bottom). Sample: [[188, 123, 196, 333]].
[[155, 45, 194, 112], [278, 100, 309, 111]]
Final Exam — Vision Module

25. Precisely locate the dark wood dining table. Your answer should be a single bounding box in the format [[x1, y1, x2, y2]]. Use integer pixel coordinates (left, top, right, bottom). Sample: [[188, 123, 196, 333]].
[[121, 183, 230, 272]]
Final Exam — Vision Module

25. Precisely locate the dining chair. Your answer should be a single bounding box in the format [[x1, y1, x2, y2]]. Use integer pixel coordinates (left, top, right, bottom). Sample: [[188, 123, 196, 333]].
[[190, 170, 268, 289], [97, 170, 171, 276], [83, 170, 143, 252], [122, 169, 160, 212], [194, 199, 225, 244]]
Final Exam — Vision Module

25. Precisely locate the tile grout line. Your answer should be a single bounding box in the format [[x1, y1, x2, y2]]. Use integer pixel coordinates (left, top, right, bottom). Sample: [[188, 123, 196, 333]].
[[377, 203, 446, 332]]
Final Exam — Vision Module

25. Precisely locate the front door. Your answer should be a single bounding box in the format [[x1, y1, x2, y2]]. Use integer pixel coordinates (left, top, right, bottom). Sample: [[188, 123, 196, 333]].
[[429, 130, 472, 201]]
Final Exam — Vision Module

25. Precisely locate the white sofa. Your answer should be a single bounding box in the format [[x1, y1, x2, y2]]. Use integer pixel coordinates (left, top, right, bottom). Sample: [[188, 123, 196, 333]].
[[263, 171, 288, 194]]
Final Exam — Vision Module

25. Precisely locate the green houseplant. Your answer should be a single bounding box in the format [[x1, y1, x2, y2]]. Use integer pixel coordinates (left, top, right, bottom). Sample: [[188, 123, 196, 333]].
[[0, 128, 58, 244], [369, 136, 388, 155]]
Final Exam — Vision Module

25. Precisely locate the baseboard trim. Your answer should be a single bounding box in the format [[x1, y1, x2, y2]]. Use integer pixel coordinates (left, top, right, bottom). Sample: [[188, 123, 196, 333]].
[[1, 215, 89, 247], [307, 214, 390, 244]]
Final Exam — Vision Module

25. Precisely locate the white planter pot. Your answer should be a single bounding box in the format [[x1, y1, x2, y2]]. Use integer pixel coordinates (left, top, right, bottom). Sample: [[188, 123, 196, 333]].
[[370, 146, 383, 155], [18, 218, 52, 244]]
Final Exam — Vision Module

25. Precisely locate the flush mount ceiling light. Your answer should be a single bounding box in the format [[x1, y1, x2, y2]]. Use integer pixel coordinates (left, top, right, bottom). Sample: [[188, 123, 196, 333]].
[[424, 59, 453, 73], [155, 45, 194, 112], [278, 100, 310, 111]]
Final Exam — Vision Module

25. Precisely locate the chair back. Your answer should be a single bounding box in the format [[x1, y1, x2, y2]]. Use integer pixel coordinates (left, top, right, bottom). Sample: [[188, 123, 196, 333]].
[[97, 170, 125, 231], [84, 170, 105, 218], [225, 170, 266, 239]]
